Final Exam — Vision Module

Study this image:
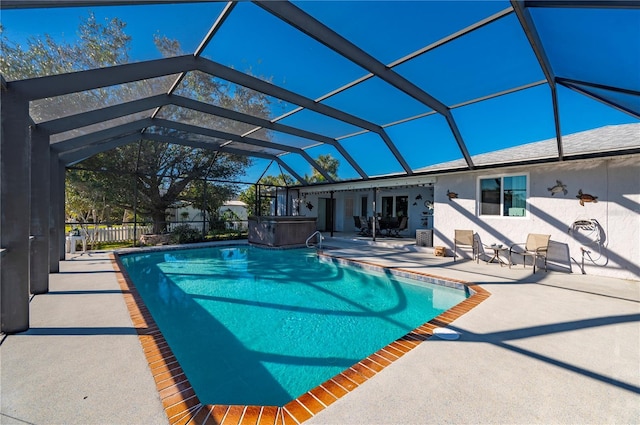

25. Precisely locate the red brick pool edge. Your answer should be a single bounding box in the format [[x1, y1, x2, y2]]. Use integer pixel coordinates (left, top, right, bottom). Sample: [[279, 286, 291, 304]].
[[111, 252, 490, 425]]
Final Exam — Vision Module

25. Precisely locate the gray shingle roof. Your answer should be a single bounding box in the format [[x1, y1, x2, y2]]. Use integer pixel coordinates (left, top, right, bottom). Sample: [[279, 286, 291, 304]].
[[416, 123, 640, 172]]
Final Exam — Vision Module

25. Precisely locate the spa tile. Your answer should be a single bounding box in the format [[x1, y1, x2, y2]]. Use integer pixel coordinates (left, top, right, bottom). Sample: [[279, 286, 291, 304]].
[[332, 373, 358, 392], [296, 392, 324, 415], [154, 371, 187, 388], [350, 362, 376, 379], [170, 405, 201, 425], [159, 380, 193, 400], [342, 368, 367, 385], [281, 408, 298, 425], [221, 405, 245, 425], [257, 406, 279, 425], [321, 379, 348, 398], [375, 348, 399, 362], [283, 399, 313, 424], [207, 405, 230, 425], [239, 405, 262, 425], [360, 357, 385, 372], [383, 343, 406, 358], [165, 395, 200, 422], [191, 404, 214, 424], [309, 385, 338, 407]]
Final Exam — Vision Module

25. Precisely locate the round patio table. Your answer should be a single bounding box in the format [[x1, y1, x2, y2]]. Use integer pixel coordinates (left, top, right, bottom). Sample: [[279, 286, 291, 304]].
[[487, 245, 509, 266]]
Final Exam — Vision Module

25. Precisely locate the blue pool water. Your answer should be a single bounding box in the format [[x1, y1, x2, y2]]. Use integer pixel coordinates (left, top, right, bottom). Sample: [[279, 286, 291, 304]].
[[119, 245, 467, 406]]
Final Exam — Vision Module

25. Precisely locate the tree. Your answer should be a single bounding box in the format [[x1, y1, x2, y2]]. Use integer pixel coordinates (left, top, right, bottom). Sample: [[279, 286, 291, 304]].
[[178, 177, 239, 230], [1, 14, 130, 80], [2, 13, 273, 234], [1, 14, 136, 124], [239, 174, 295, 216], [77, 141, 250, 233], [305, 154, 340, 183], [66, 168, 125, 224]]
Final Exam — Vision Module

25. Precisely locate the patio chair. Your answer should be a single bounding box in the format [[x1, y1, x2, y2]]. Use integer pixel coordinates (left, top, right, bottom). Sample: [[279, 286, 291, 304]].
[[509, 233, 550, 273], [389, 216, 408, 237], [359, 216, 373, 236], [377, 216, 391, 236], [454, 229, 477, 262], [370, 216, 383, 236], [353, 216, 369, 236], [474, 235, 489, 263]]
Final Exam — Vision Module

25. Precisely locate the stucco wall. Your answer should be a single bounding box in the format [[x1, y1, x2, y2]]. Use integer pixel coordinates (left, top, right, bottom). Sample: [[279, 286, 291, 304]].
[[433, 156, 640, 280]]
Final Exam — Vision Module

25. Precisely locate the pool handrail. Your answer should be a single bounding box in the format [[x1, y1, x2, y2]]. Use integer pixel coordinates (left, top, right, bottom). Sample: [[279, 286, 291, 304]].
[[306, 231, 324, 249]]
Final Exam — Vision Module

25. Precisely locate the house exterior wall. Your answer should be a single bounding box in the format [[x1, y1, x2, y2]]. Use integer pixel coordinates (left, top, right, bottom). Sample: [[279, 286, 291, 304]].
[[297, 193, 320, 219], [219, 202, 249, 221], [299, 185, 435, 236], [433, 155, 640, 281], [167, 205, 206, 230], [168, 201, 248, 230]]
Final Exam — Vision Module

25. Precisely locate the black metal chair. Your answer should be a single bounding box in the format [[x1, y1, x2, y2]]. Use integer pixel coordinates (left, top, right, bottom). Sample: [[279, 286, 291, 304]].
[[379, 216, 392, 236], [389, 216, 408, 237], [354, 216, 370, 236]]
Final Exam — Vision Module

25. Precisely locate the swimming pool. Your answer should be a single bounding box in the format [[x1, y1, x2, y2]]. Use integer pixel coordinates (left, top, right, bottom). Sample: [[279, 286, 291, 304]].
[[119, 245, 468, 407]]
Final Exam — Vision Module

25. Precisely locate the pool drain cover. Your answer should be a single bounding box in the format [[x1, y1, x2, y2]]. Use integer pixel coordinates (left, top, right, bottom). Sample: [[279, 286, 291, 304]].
[[433, 327, 460, 340]]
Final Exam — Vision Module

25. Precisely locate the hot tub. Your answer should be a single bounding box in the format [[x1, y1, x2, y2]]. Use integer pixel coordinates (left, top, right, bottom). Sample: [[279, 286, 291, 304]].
[[248, 216, 317, 247]]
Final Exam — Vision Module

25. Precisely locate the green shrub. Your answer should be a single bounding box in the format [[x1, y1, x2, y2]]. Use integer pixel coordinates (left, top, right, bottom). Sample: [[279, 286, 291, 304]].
[[170, 224, 203, 244], [209, 219, 226, 231]]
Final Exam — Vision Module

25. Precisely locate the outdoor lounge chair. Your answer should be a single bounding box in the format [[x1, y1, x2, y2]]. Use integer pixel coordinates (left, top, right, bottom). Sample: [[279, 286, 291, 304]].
[[509, 233, 550, 273], [454, 229, 477, 261]]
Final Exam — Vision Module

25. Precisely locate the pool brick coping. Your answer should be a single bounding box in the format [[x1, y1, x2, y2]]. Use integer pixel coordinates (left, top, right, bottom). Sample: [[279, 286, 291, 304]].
[[111, 250, 490, 425]]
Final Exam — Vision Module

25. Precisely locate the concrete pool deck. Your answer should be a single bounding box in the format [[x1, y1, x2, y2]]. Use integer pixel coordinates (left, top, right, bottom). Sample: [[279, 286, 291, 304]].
[[1, 238, 639, 424]]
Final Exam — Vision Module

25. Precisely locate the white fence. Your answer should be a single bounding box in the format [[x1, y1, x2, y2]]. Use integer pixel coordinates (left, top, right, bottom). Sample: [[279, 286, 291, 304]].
[[82, 225, 154, 243], [72, 221, 247, 246]]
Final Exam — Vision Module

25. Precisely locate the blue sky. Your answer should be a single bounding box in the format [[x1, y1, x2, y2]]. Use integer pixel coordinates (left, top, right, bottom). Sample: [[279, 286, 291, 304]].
[[2, 2, 638, 183]]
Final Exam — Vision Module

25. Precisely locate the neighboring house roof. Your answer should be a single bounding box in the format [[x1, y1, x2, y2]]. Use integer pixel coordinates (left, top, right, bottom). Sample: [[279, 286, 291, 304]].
[[222, 200, 248, 207], [416, 123, 640, 173]]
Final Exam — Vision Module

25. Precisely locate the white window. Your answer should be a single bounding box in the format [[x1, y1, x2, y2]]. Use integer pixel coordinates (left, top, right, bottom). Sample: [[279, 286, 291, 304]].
[[478, 174, 528, 217]]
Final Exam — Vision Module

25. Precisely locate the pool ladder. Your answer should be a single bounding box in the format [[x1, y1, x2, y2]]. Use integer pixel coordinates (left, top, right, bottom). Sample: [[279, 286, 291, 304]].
[[306, 231, 324, 249]]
